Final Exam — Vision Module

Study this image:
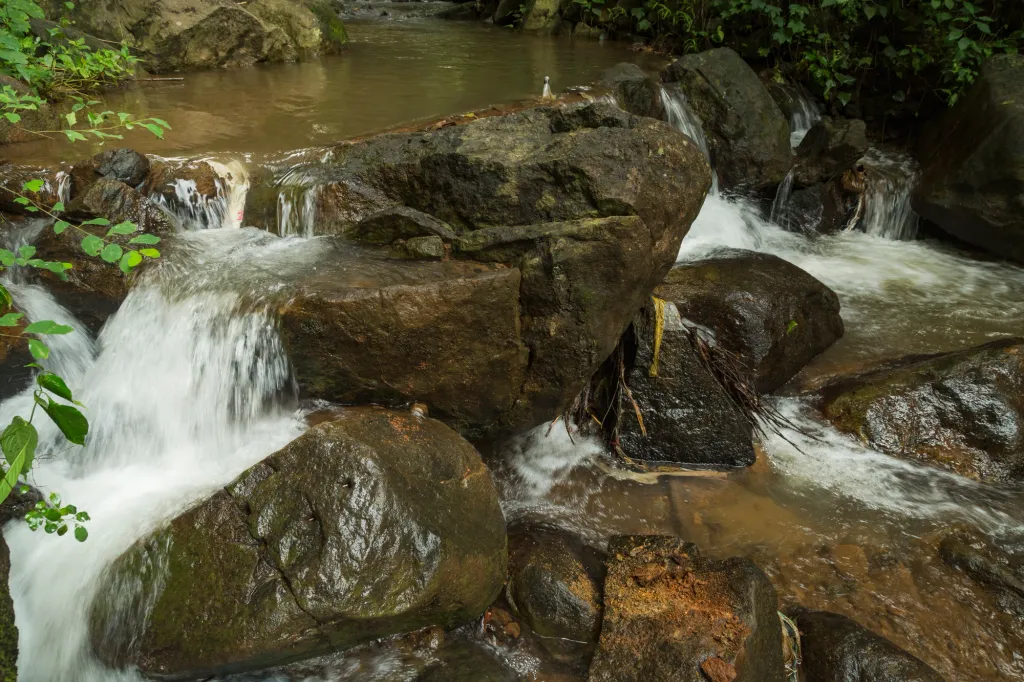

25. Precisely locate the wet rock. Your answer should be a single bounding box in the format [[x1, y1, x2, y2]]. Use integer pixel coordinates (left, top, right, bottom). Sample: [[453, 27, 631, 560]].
[[402, 235, 446, 259], [70, 148, 151, 197], [416, 640, 516, 682], [589, 536, 784, 682], [913, 54, 1024, 264], [762, 78, 820, 128], [938, 529, 1024, 617], [661, 48, 791, 192], [266, 103, 710, 438], [0, 318, 32, 403], [0, 164, 65, 215], [599, 300, 755, 468], [781, 172, 865, 235], [349, 206, 456, 244], [280, 261, 529, 436], [656, 249, 843, 393], [790, 610, 945, 682], [600, 63, 664, 120], [89, 407, 507, 679], [818, 338, 1024, 482], [0, 537, 16, 682], [0, 484, 43, 527], [794, 116, 869, 186], [34, 178, 172, 332], [506, 528, 603, 642]]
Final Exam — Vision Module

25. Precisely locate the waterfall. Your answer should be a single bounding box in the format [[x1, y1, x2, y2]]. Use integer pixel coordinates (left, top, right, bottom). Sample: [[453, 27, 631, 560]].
[[275, 166, 321, 238], [789, 89, 822, 148], [148, 159, 250, 232], [660, 84, 710, 160], [859, 149, 920, 241], [769, 168, 796, 225], [4, 273, 304, 681]]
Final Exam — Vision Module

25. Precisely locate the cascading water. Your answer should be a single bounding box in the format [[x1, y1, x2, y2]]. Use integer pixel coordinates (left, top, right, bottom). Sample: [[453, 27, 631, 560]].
[[147, 159, 250, 231], [788, 88, 821, 147], [859, 148, 920, 240], [4, 248, 305, 681]]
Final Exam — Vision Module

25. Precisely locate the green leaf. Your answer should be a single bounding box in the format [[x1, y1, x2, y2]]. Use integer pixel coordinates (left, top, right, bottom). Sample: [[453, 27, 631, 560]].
[[106, 221, 136, 236], [63, 130, 87, 143], [3, 112, 20, 124], [81, 218, 111, 226], [27, 339, 49, 360], [52, 202, 65, 212], [54, 220, 70, 234], [65, 111, 77, 127], [0, 249, 14, 267], [140, 123, 164, 139], [81, 235, 104, 256], [25, 320, 73, 335], [139, 248, 160, 259], [150, 118, 170, 129], [128, 233, 160, 245], [786, 320, 798, 335], [100, 243, 123, 263], [37, 373, 73, 401], [13, 197, 30, 206], [119, 250, 143, 274], [22, 179, 43, 194], [0, 283, 10, 309], [74, 526, 88, 542], [0, 417, 38, 474], [18, 245, 35, 260], [863, 5, 876, 19], [40, 400, 88, 445], [0, 313, 23, 327]]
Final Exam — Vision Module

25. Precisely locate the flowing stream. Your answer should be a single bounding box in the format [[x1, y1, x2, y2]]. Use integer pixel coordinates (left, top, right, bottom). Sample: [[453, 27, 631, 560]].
[[3, 28, 1024, 682]]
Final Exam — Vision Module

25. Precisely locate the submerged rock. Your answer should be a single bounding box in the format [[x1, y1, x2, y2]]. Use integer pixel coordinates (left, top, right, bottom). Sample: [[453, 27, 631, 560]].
[[818, 338, 1024, 482], [790, 610, 945, 682], [661, 48, 791, 192], [89, 407, 507, 679], [938, 529, 1024, 618], [914, 54, 1024, 264], [657, 249, 843, 393], [506, 527, 603, 643], [589, 535, 784, 682], [416, 640, 516, 682], [601, 63, 664, 121], [0, 537, 16, 682], [596, 300, 755, 468]]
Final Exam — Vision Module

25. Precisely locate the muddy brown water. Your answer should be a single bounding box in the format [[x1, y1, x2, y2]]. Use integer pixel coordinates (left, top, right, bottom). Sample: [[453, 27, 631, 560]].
[[3, 20, 663, 165]]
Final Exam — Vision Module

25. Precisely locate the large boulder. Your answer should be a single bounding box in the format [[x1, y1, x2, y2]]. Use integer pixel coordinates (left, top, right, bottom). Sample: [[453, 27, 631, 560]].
[[0, 537, 16, 682], [89, 407, 507, 679], [593, 300, 755, 468], [263, 102, 711, 437], [601, 63, 664, 121], [790, 610, 945, 682], [506, 527, 603, 643], [657, 249, 844, 393], [69, 148, 151, 199], [793, 116, 869, 186], [661, 48, 792, 192], [818, 338, 1024, 482], [913, 55, 1024, 264], [589, 536, 785, 682], [39, 0, 346, 73]]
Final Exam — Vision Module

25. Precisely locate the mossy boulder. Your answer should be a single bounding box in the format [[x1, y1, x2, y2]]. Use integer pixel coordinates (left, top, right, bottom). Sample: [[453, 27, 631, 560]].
[[589, 536, 785, 682], [657, 249, 844, 393], [661, 48, 792, 192], [89, 407, 507, 679], [248, 0, 346, 56], [818, 339, 1024, 482]]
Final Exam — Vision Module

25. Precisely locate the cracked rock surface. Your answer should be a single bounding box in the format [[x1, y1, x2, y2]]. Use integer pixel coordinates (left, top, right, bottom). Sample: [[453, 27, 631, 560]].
[[88, 407, 507, 679]]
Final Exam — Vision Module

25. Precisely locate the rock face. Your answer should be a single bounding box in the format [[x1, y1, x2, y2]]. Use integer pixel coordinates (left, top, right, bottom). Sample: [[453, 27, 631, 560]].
[[661, 48, 791, 192], [89, 407, 507, 679], [601, 63, 664, 121], [600, 300, 755, 468], [589, 536, 784, 682], [0, 537, 17, 682], [793, 116, 868, 186], [506, 528, 603, 643], [939, 529, 1024, 617], [40, 0, 347, 73], [657, 249, 844, 393], [818, 339, 1024, 482], [791, 610, 945, 682], [70, 148, 151, 195], [914, 55, 1024, 264], [265, 102, 711, 437]]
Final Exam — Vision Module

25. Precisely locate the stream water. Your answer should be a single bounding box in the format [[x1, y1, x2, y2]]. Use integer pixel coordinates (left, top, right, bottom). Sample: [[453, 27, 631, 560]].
[[3, 21, 1024, 682]]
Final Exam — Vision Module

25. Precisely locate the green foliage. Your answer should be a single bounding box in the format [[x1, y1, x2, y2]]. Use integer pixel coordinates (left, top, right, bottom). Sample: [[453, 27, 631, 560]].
[[1, 0, 138, 96], [589, 0, 1021, 110], [25, 491, 89, 540]]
